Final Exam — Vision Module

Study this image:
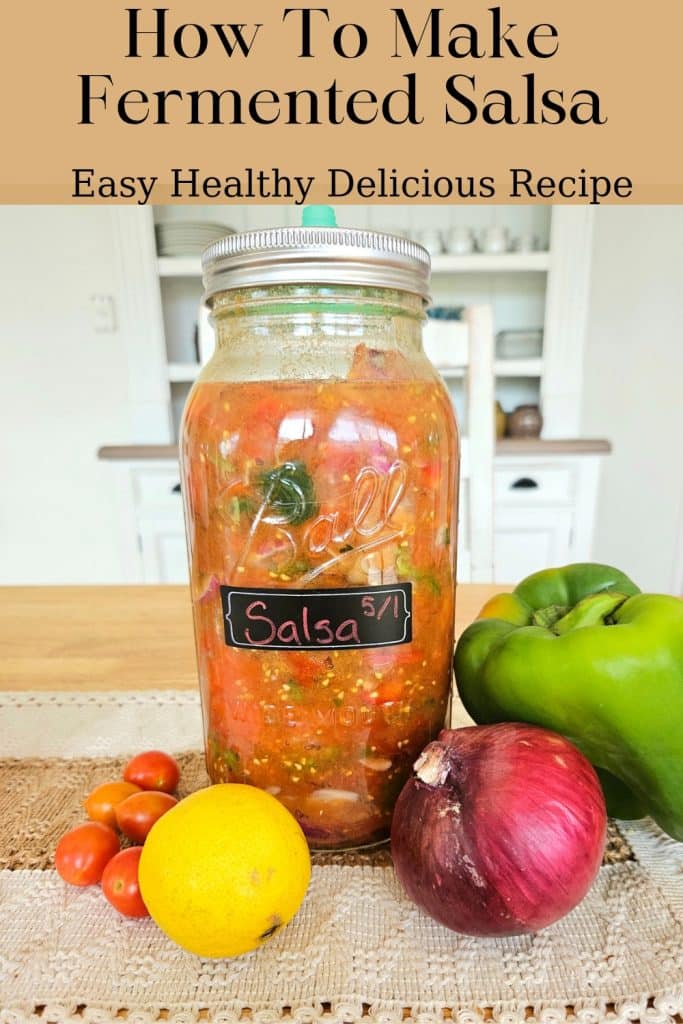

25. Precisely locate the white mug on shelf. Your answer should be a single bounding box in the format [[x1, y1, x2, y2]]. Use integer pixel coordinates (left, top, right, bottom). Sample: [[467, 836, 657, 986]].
[[444, 226, 475, 255], [513, 232, 539, 253], [480, 225, 510, 254], [414, 228, 444, 256]]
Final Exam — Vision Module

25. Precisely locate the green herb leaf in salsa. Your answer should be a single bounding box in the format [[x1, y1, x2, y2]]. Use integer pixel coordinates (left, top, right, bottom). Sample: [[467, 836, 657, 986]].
[[260, 461, 318, 526], [283, 557, 313, 577], [208, 736, 242, 774]]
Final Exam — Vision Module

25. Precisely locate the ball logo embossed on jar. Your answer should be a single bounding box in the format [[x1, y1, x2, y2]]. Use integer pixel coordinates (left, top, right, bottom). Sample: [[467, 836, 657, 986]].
[[303, 461, 407, 582], [213, 459, 408, 582]]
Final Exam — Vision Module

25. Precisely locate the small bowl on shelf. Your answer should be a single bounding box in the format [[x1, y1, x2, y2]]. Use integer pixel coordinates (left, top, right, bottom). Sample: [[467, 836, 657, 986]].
[[507, 404, 543, 439]]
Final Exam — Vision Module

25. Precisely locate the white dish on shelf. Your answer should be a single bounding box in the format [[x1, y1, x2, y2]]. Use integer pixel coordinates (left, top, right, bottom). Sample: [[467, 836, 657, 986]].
[[496, 329, 543, 359], [156, 222, 234, 257], [159, 232, 229, 243], [157, 221, 230, 234]]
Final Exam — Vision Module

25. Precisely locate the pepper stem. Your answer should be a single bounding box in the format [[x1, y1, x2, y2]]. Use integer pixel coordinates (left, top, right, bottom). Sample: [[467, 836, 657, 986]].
[[531, 604, 569, 629], [553, 592, 629, 635]]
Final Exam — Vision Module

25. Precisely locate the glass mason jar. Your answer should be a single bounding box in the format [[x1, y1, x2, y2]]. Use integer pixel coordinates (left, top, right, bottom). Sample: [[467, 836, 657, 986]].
[[180, 219, 460, 849]]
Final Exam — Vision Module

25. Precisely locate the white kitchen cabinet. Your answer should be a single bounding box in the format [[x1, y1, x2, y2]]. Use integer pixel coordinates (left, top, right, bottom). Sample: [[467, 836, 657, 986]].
[[131, 464, 189, 582], [494, 506, 574, 582], [106, 460, 184, 583], [138, 518, 189, 584], [131, 464, 183, 509], [491, 452, 602, 582]]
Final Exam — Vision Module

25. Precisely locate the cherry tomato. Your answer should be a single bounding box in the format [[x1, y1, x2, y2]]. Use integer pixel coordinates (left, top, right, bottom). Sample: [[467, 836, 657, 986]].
[[115, 791, 178, 843], [84, 780, 141, 828], [123, 750, 180, 793], [101, 847, 149, 918], [55, 823, 120, 886]]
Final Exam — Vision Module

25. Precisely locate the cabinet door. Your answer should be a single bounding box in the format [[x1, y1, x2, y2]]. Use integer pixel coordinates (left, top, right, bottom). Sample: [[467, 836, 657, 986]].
[[138, 519, 189, 584], [494, 506, 573, 584]]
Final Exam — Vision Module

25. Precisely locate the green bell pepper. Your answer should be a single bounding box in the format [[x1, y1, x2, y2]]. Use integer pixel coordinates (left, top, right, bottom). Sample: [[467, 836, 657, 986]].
[[454, 563, 683, 840]]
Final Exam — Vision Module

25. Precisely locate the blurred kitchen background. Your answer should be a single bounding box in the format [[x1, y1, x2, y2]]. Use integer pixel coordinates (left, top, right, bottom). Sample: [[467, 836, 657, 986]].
[[1, 204, 682, 593]]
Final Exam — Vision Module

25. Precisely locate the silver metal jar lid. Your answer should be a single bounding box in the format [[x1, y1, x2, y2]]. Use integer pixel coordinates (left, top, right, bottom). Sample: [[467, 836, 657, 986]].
[[201, 227, 431, 304]]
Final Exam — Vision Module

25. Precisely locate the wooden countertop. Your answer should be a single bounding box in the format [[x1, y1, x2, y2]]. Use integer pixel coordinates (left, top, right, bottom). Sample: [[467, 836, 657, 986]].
[[98, 439, 611, 461], [0, 584, 506, 692]]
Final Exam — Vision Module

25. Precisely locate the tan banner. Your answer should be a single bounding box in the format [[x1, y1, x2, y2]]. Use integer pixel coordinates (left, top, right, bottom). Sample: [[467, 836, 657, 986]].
[[3, 1, 682, 203]]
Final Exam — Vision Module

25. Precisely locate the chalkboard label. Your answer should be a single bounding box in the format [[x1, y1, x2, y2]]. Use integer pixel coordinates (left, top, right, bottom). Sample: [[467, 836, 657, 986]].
[[221, 583, 412, 651]]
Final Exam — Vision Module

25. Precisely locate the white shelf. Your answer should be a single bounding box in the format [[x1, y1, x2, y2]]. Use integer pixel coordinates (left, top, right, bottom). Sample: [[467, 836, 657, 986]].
[[426, 252, 549, 273], [438, 359, 543, 380], [158, 251, 551, 279], [494, 358, 543, 377], [437, 367, 466, 379], [168, 362, 200, 383]]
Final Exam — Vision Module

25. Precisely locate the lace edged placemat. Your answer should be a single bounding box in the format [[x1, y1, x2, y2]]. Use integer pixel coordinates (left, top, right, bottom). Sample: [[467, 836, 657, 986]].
[[0, 691, 682, 1023]]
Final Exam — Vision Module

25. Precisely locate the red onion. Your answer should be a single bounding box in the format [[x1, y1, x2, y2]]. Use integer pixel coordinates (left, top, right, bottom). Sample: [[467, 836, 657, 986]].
[[391, 723, 606, 936]]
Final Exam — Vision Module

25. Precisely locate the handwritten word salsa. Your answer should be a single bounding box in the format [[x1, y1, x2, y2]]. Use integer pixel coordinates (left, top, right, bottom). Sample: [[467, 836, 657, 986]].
[[222, 584, 412, 649], [181, 345, 458, 848]]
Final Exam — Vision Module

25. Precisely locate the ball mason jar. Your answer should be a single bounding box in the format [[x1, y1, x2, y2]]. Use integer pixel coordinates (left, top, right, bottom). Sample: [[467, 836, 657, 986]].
[[180, 221, 460, 849]]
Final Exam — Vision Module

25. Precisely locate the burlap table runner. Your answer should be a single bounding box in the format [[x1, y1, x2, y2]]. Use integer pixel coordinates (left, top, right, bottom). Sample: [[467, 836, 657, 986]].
[[0, 691, 682, 1023]]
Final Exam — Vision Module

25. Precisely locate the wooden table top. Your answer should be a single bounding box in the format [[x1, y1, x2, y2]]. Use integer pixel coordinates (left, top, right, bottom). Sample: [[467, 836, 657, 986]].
[[0, 584, 507, 692]]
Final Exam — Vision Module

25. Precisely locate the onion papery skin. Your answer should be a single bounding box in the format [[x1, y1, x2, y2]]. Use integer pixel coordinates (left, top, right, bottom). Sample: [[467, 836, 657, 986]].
[[390, 723, 607, 937]]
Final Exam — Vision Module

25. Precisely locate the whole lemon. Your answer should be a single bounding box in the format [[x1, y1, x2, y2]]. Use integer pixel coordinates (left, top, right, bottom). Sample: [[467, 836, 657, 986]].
[[138, 784, 311, 958]]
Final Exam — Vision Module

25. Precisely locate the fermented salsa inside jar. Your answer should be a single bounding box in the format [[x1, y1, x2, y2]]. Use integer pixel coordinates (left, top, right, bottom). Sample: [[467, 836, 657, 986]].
[[182, 342, 458, 849]]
